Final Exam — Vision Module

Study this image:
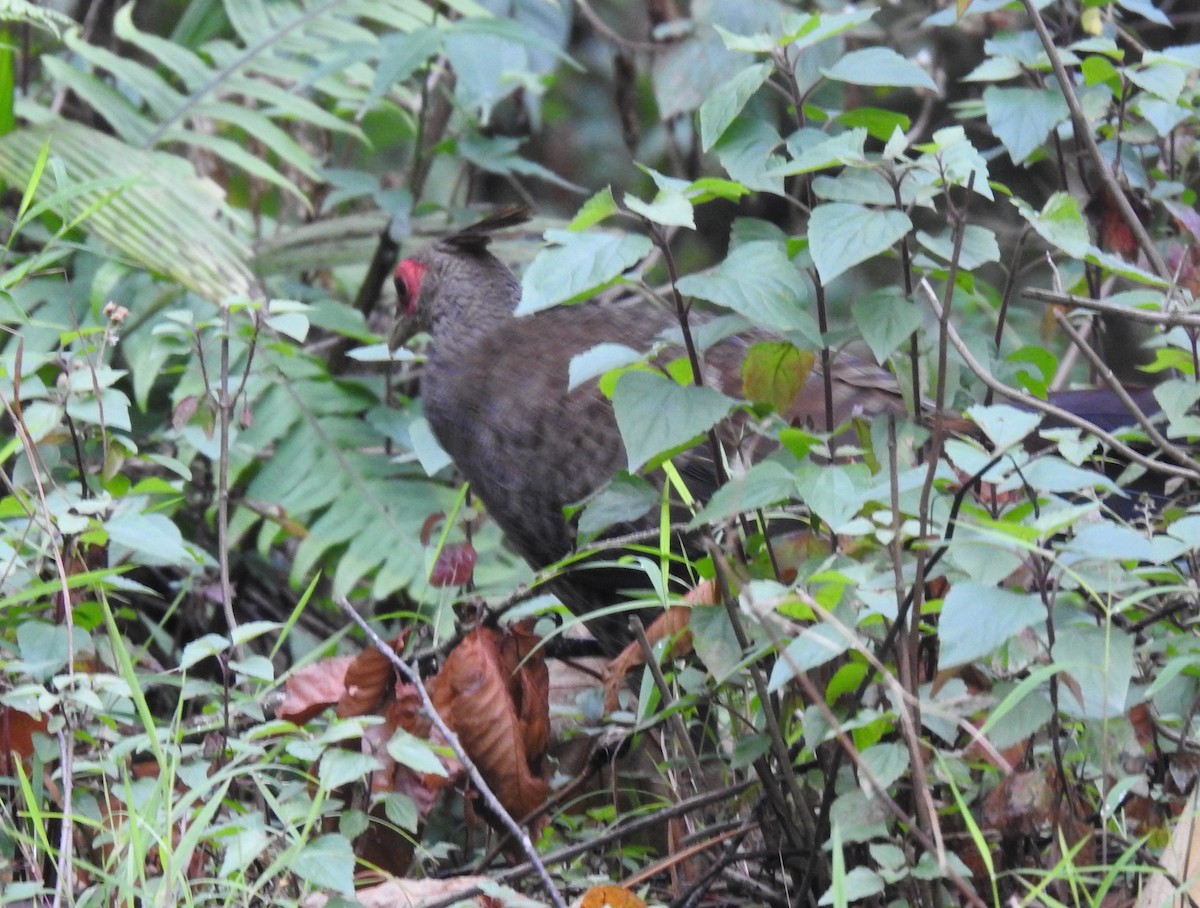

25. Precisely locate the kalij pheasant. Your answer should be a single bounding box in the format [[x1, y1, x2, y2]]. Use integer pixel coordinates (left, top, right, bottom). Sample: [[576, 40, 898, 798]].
[[389, 209, 907, 651]]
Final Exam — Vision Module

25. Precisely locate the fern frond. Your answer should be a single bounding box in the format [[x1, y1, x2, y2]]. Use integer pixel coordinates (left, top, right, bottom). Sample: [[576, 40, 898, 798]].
[[0, 0, 73, 36], [0, 121, 256, 302], [44, 0, 461, 205]]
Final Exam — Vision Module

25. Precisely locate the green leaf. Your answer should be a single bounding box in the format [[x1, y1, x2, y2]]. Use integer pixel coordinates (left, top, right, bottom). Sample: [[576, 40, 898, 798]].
[[318, 749, 381, 791], [714, 116, 787, 195], [915, 225, 1000, 269], [576, 473, 659, 542], [690, 605, 742, 682], [690, 460, 798, 526], [784, 9, 876, 53], [771, 624, 848, 688], [780, 128, 868, 175], [795, 463, 869, 531], [459, 133, 582, 193], [387, 728, 449, 777], [712, 24, 777, 54], [1053, 624, 1134, 719], [821, 47, 937, 90], [568, 343, 646, 392], [939, 584, 1044, 669], [106, 512, 195, 567], [180, 633, 230, 671], [983, 85, 1069, 164], [1062, 524, 1160, 563], [699, 62, 772, 152], [266, 311, 309, 342], [569, 187, 619, 229], [612, 371, 736, 472], [380, 792, 419, 833], [15, 622, 72, 682], [741, 341, 815, 412], [1155, 379, 1200, 427], [812, 169, 899, 206], [677, 241, 816, 334], [966, 404, 1042, 450], [219, 818, 268, 877], [624, 187, 694, 228], [370, 28, 443, 102], [1007, 458, 1121, 496], [918, 126, 994, 199], [860, 742, 910, 791], [1115, 0, 1171, 26], [517, 230, 652, 314], [294, 835, 355, 895], [1013, 191, 1091, 257], [835, 107, 912, 141], [808, 203, 912, 284], [0, 121, 256, 302], [851, 288, 923, 363], [819, 867, 885, 905]]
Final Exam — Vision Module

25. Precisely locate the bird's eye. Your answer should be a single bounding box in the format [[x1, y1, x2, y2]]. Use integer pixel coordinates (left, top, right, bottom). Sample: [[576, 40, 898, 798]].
[[394, 259, 427, 316]]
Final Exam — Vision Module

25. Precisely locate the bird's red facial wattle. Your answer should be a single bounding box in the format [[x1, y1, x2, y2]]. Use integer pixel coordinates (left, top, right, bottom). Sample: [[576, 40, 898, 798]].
[[394, 259, 428, 317]]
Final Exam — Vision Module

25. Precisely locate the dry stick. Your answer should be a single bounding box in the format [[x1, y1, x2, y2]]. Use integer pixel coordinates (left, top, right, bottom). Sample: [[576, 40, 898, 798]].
[[914, 175, 971, 578], [650, 220, 731, 492], [574, 0, 661, 52], [1053, 311, 1200, 474], [675, 822, 764, 908], [889, 170, 924, 416], [885, 416, 940, 854], [918, 279, 1200, 483], [775, 602, 947, 865], [630, 616, 706, 791], [985, 227, 1032, 405], [334, 597, 567, 908], [214, 302, 246, 719], [1021, 0, 1171, 282], [423, 784, 756, 908], [0, 371, 77, 905], [622, 824, 747, 890], [1024, 287, 1200, 329]]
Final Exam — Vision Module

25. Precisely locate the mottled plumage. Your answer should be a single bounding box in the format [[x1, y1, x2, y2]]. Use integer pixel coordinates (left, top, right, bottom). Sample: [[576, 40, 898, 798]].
[[391, 209, 908, 649]]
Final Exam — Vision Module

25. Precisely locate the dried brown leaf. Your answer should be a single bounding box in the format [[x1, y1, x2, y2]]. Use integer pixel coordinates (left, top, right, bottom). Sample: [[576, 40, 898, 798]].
[[580, 885, 648, 908], [430, 627, 550, 822], [279, 657, 354, 723], [0, 706, 49, 775], [338, 647, 394, 718]]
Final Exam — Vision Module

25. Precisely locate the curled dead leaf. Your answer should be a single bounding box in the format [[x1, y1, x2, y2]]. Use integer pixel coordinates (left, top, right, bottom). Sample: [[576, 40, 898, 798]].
[[279, 656, 354, 723], [430, 625, 551, 824]]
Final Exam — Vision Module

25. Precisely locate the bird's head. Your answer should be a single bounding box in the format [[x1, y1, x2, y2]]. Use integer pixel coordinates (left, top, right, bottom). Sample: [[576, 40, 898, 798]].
[[388, 253, 432, 351], [388, 206, 532, 352]]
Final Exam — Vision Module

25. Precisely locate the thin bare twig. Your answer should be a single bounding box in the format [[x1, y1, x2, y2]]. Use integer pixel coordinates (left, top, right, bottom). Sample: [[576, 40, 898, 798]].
[[1053, 310, 1200, 474], [630, 616, 706, 791], [918, 279, 1200, 483], [575, 0, 662, 52], [429, 786, 756, 908], [0, 350, 77, 904], [1024, 287, 1200, 329], [1021, 0, 1171, 281]]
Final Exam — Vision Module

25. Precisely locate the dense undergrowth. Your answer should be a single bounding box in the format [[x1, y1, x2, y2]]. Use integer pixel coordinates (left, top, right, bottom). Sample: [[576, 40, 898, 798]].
[[2, 1, 1200, 906]]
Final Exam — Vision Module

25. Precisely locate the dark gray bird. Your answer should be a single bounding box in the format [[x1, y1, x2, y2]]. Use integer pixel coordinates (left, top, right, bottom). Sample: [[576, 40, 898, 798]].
[[389, 208, 908, 650]]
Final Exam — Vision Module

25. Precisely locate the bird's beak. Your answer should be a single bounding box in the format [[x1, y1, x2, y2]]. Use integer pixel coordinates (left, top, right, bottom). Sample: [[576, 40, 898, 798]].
[[388, 318, 416, 353]]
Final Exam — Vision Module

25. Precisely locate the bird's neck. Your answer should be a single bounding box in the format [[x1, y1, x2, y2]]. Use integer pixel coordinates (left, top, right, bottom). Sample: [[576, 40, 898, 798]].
[[425, 276, 520, 373]]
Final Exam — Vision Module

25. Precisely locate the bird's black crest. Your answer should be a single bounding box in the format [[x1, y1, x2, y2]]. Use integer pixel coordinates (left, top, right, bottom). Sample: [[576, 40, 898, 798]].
[[442, 205, 533, 253]]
